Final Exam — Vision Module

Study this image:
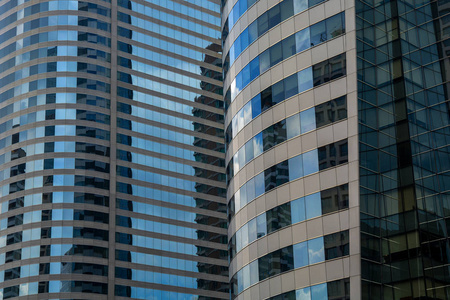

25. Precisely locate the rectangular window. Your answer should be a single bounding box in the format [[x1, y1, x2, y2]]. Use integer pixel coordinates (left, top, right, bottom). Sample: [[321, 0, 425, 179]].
[[315, 96, 347, 128], [282, 34, 297, 60], [270, 42, 283, 67], [321, 183, 349, 214], [310, 20, 326, 47], [284, 73, 298, 99], [258, 12, 269, 36], [296, 27, 310, 53], [266, 202, 292, 233], [324, 230, 349, 259]]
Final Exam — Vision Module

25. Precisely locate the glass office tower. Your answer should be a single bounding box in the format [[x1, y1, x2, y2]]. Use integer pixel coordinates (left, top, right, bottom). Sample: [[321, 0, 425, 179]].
[[0, 0, 228, 299], [357, 0, 450, 298], [222, 0, 359, 299]]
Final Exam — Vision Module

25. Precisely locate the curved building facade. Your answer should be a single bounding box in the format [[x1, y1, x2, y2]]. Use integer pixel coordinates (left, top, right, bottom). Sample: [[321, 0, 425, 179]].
[[222, 0, 361, 298], [0, 0, 228, 299]]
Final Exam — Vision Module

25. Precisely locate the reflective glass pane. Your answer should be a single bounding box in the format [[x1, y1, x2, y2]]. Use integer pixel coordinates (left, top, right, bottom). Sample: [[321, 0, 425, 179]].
[[300, 108, 316, 133], [311, 283, 327, 300], [256, 213, 267, 238], [289, 155, 303, 181], [297, 287, 312, 300], [308, 237, 324, 264], [286, 113, 301, 139], [293, 0, 308, 14], [293, 241, 308, 268], [296, 28, 310, 53], [305, 193, 322, 219], [310, 20, 326, 47], [303, 149, 319, 175], [298, 67, 313, 92], [291, 197, 306, 224]]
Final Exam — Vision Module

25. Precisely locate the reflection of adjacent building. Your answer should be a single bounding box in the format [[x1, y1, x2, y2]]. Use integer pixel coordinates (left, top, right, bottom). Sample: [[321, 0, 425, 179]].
[[193, 43, 229, 296], [358, 0, 450, 297]]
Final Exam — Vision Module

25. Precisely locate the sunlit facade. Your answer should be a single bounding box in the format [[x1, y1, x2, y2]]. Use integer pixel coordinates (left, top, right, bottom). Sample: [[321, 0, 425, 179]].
[[222, 0, 359, 298], [223, 0, 450, 299]]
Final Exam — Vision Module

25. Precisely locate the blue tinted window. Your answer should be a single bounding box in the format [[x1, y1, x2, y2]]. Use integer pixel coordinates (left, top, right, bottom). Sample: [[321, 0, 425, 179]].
[[248, 218, 257, 242], [254, 172, 265, 197], [284, 73, 299, 99], [291, 197, 306, 224], [245, 140, 254, 163], [300, 108, 316, 133], [311, 283, 328, 299], [240, 184, 248, 207], [286, 113, 301, 139], [248, 22, 258, 44], [260, 49, 270, 74], [289, 155, 303, 181], [293, 0, 308, 13], [251, 94, 262, 118], [253, 133, 263, 157], [298, 67, 314, 92], [256, 213, 266, 238], [303, 149, 319, 175], [308, 237, 325, 264], [297, 287, 312, 300], [296, 28, 311, 53], [310, 20, 326, 47], [250, 56, 260, 80], [305, 193, 322, 219], [293, 241, 308, 268], [246, 177, 255, 202], [249, 260, 258, 285]]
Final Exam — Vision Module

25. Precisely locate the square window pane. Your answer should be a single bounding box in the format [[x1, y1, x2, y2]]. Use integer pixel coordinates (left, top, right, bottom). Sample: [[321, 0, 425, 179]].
[[311, 283, 328, 300], [297, 287, 312, 300], [294, 0, 308, 14]]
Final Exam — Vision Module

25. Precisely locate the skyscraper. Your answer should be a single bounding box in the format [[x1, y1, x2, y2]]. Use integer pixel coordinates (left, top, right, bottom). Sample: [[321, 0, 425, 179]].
[[1, 0, 449, 299], [223, 0, 357, 298], [0, 0, 228, 299], [223, 0, 449, 299]]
